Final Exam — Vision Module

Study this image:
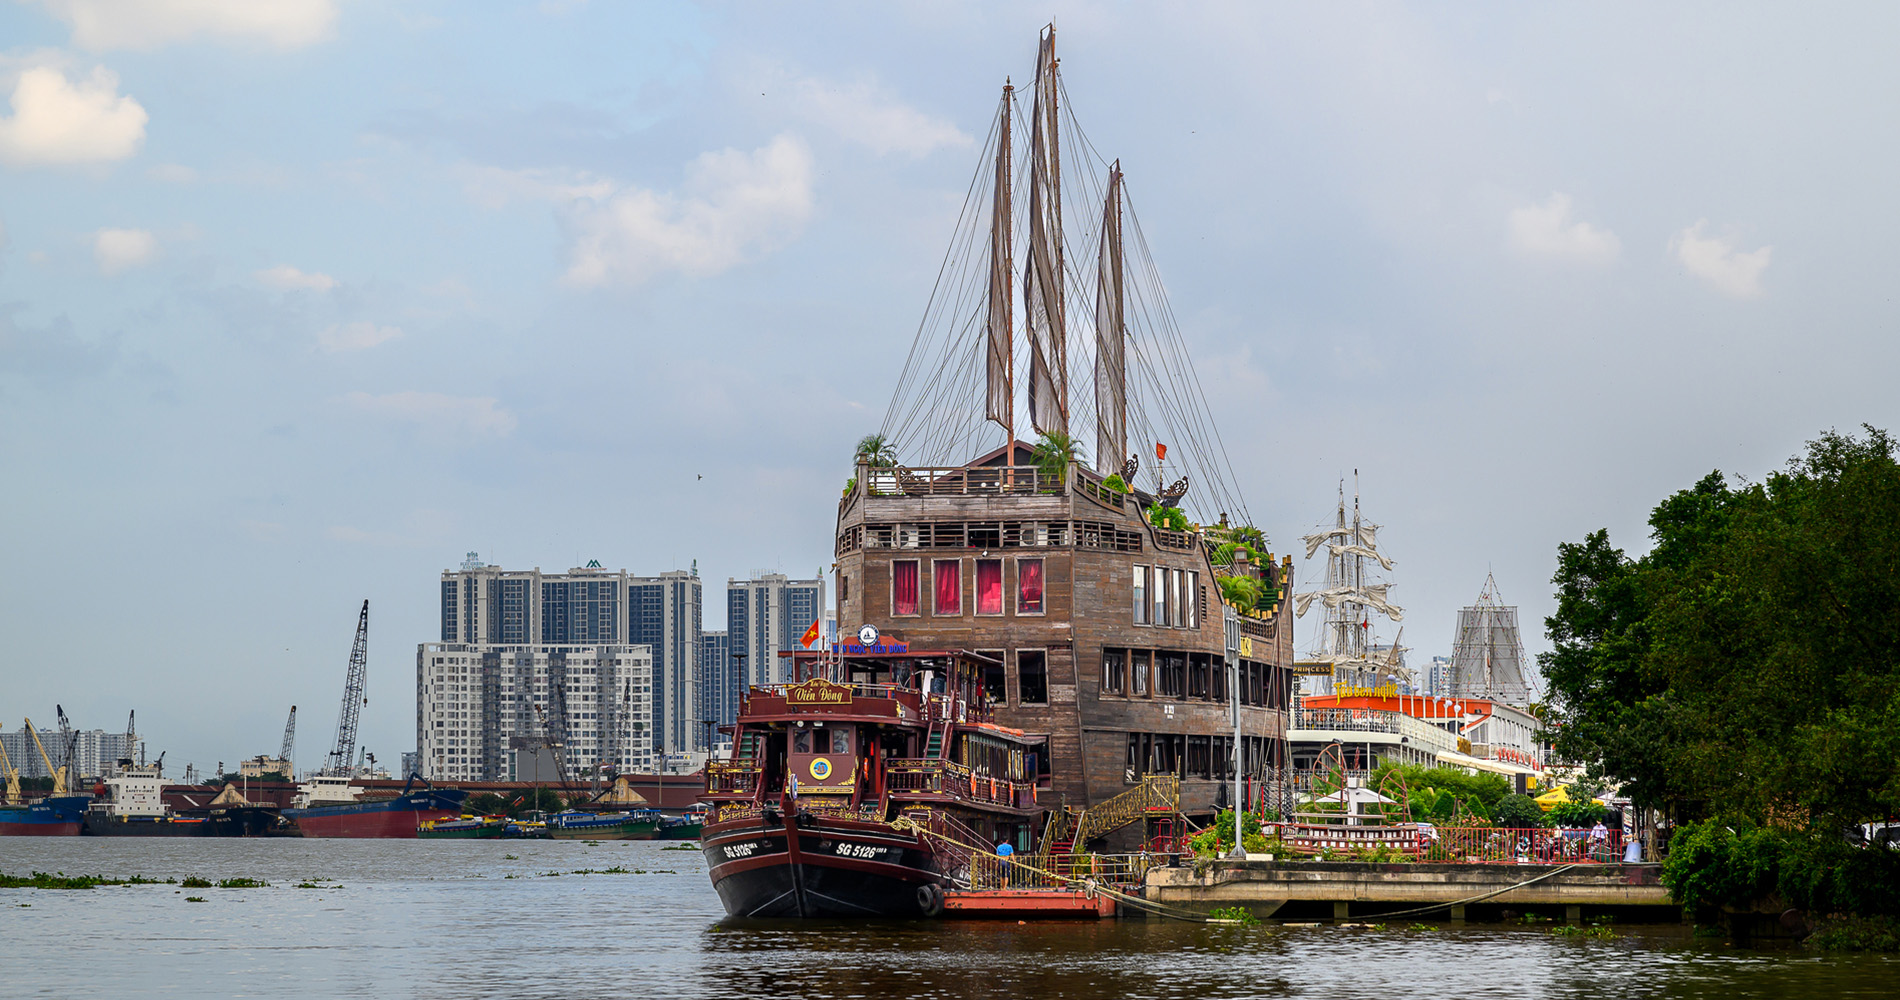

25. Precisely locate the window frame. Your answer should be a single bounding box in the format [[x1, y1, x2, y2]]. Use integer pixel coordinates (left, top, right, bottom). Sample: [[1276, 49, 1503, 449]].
[[1016, 649, 1049, 705], [891, 559, 921, 617], [1016, 557, 1046, 616], [974, 558, 1004, 616], [1132, 565, 1149, 625], [932, 558, 962, 617]]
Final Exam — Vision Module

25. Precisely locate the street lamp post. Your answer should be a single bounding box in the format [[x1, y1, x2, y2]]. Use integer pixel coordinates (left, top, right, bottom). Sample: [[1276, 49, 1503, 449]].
[[1224, 604, 1245, 859]]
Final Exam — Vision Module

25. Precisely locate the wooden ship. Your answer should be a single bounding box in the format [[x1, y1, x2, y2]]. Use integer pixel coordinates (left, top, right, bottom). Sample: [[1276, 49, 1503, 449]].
[[701, 26, 1296, 918]]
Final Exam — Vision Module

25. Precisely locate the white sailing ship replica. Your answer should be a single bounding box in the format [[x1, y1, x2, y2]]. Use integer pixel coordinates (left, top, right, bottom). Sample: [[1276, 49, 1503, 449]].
[[1293, 479, 1407, 694], [1447, 572, 1533, 707]]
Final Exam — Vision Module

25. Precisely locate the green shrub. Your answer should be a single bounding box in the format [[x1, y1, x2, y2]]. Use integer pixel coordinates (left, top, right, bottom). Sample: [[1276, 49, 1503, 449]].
[[1146, 503, 1189, 532], [1208, 905, 1260, 925], [1218, 575, 1262, 611], [1807, 915, 1900, 952], [1102, 474, 1129, 493], [1548, 798, 1610, 828], [1493, 794, 1547, 829]]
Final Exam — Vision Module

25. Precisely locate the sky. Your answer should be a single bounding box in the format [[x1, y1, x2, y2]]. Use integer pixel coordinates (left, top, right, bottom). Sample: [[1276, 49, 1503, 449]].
[[3, 1, 1896, 777]]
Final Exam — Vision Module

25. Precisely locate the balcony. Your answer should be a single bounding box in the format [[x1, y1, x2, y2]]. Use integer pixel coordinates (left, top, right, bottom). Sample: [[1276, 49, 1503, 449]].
[[887, 758, 1036, 810]]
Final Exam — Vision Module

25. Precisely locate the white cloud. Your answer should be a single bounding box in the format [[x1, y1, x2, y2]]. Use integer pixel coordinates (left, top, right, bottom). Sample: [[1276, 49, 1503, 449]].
[[93, 227, 155, 274], [457, 164, 614, 211], [318, 320, 401, 352], [1508, 193, 1620, 263], [319, 323, 400, 355], [344, 390, 516, 439], [257, 264, 337, 292], [0, 65, 147, 167], [37, 0, 338, 51], [1670, 220, 1771, 298], [789, 77, 970, 157], [563, 133, 815, 286]]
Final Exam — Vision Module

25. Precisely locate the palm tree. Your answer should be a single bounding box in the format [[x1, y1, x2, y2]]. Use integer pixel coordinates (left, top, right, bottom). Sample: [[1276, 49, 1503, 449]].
[[1030, 430, 1084, 486], [854, 434, 896, 469]]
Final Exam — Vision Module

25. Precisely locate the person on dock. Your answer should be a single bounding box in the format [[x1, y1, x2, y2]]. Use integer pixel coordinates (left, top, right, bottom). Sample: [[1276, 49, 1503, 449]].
[[996, 840, 1013, 888]]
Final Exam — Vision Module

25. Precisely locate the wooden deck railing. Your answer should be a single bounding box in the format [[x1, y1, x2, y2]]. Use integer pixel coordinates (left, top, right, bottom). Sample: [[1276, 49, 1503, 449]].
[[886, 758, 1035, 809], [862, 465, 1062, 498], [705, 759, 761, 797]]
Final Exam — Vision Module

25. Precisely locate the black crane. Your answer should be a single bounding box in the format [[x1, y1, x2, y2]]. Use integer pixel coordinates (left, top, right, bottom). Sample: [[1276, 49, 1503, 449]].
[[55, 705, 79, 784], [279, 705, 297, 775], [324, 601, 370, 776]]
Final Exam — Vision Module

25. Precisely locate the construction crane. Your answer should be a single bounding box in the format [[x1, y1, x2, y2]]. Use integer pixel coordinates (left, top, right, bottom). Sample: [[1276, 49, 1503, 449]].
[[0, 724, 20, 804], [324, 601, 370, 776], [23, 718, 66, 794], [279, 705, 297, 777], [55, 705, 80, 785], [119, 710, 136, 774]]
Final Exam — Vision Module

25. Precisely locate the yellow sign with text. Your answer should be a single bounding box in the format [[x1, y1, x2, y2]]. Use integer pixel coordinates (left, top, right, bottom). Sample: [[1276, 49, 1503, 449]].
[[1238, 636, 1254, 659]]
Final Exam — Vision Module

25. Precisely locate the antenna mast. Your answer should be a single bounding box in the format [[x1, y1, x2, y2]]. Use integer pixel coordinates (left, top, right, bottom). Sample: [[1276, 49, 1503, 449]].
[[325, 601, 370, 776]]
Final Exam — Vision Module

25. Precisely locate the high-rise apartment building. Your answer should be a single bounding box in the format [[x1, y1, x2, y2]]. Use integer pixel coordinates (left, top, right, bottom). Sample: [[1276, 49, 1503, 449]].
[[416, 642, 655, 782], [436, 554, 707, 757], [629, 570, 703, 754], [727, 572, 826, 689], [697, 629, 735, 736], [0, 728, 140, 781]]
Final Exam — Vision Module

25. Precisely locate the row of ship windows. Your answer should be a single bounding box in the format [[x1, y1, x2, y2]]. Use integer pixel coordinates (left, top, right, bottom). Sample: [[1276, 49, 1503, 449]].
[[1098, 648, 1292, 707], [882, 557, 1046, 617], [838, 520, 1144, 556]]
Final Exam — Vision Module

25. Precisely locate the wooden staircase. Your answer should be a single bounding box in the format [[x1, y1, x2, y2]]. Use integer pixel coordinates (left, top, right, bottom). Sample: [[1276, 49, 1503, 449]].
[[1035, 774, 1180, 862]]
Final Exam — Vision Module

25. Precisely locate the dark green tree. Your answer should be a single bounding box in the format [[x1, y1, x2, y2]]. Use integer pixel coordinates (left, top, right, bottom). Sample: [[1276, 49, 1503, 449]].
[[1542, 426, 1900, 831]]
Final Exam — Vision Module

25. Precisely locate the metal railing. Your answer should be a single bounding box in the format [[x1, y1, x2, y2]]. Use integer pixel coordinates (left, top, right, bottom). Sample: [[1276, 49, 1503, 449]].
[[1268, 823, 1626, 864], [863, 465, 1061, 498], [886, 758, 1036, 809]]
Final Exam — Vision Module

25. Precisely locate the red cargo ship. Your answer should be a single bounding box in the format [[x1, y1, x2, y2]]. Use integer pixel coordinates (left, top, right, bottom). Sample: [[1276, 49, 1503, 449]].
[[283, 775, 466, 838]]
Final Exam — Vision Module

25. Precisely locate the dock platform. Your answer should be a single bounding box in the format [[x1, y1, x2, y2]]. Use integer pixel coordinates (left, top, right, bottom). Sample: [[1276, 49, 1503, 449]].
[[1145, 860, 1679, 923], [943, 887, 1119, 919]]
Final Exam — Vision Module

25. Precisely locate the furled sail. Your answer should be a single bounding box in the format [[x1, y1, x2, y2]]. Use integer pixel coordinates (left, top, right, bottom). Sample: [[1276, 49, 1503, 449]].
[[1302, 524, 1380, 559], [984, 86, 1014, 430], [1328, 543, 1394, 571], [1023, 29, 1067, 436], [1093, 162, 1126, 473], [1294, 583, 1404, 622]]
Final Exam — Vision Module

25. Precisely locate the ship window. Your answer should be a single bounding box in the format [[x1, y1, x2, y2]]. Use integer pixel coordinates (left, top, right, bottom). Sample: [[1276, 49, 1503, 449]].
[[1101, 648, 1126, 694], [1017, 558, 1045, 615], [1189, 653, 1210, 699], [978, 651, 1007, 705], [1017, 650, 1047, 705], [1154, 567, 1168, 625], [1187, 572, 1200, 629], [975, 559, 1003, 615], [829, 726, 852, 755], [1188, 736, 1211, 779], [793, 730, 813, 754], [933, 559, 962, 616], [1159, 651, 1186, 698], [1169, 569, 1183, 627], [1211, 654, 1226, 702], [892, 561, 919, 616], [1132, 650, 1150, 696], [1133, 566, 1149, 624]]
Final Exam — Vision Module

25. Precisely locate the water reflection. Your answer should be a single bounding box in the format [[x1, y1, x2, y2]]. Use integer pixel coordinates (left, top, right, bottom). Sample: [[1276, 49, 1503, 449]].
[[1, 839, 1892, 999]]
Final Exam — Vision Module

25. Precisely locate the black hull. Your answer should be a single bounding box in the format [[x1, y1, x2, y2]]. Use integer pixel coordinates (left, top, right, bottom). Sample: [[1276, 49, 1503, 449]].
[[703, 815, 941, 919], [82, 815, 213, 837]]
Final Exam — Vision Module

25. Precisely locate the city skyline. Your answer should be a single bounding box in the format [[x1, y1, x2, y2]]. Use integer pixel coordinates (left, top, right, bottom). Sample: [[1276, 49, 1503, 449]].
[[4, 3, 1898, 776]]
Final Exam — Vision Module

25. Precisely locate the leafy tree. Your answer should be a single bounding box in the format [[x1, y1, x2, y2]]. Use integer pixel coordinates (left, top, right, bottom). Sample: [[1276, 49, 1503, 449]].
[[1547, 799, 1609, 828], [853, 434, 896, 468], [1030, 430, 1083, 485], [1494, 793, 1547, 829], [1370, 763, 1511, 816], [1102, 473, 1129, 493], [1541, 426, 1900, 832]]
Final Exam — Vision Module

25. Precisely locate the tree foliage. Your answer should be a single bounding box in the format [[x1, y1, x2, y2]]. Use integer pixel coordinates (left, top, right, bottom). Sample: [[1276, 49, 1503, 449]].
[[1031, 430, 1083, 485], [853, 434, 896, 468], [1542, 426, 1900, 831]]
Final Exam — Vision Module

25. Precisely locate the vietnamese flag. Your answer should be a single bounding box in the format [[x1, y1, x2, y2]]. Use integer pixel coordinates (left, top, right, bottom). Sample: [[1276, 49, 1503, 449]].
[[800, 616, 823, 648], [1155, 442, 1167, 461]]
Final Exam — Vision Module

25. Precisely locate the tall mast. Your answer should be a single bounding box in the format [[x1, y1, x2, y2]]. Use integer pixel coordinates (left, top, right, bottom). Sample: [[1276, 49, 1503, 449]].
[[1094, 160, 1125, 473], [1048, 24, 1066, 426], [1023, 25, 1068, 438], [984, 82, 1016, 452]]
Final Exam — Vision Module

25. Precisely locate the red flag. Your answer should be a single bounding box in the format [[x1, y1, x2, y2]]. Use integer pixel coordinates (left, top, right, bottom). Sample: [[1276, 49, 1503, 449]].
[[1155, 442, 1167, 461], [799, 616, 823, 649]]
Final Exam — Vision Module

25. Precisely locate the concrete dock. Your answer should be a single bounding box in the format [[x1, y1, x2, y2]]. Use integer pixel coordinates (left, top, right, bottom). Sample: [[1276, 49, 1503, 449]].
[[1145, 860, 1679, 923]]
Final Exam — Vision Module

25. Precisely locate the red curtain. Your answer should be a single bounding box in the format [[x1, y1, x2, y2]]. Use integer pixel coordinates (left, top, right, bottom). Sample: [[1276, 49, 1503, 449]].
[[934, 560, 961, 615], [1019, 559, 1044, 613], [976, 560, 1002, 614], [893, 561, 918, 616]]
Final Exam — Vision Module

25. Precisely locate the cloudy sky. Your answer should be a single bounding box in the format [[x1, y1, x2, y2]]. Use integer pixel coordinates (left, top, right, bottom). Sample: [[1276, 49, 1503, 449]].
[[3, 1, 1895, 775]]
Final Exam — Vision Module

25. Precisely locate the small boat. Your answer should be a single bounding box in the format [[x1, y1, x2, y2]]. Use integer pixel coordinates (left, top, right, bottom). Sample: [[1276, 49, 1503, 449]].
[[284, 774, 467, 838], [546, 809, 661, 840], [419, 815, 508, 839], [658, 806, 708, 841], [504, 819, 549, 839]]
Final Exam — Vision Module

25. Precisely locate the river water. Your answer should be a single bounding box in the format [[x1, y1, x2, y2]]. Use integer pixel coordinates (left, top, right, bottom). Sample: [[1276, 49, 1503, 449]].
[[1, 839, 1892, 999]]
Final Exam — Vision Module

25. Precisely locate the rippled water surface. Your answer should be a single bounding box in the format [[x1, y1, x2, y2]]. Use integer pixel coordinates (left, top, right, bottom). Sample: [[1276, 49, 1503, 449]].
[[2, 839, 1893, 999]]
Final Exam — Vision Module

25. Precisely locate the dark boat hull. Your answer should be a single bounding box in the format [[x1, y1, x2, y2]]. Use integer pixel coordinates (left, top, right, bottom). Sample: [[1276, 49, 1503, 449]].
[[82, 814, 213, 836], [0, 796, 90, 836], [285, 788, 468, 838], [703, 812, 940, 918]]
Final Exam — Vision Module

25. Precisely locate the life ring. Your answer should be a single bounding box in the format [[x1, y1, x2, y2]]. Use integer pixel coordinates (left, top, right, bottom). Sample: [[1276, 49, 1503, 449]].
[[917, 882, 945, 917]]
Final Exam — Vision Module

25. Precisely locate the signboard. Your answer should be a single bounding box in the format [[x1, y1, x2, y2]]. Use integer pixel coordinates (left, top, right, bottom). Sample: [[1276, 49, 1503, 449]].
[[786, 678, 854, 706], [1334, 683, 1400, 699], [1238, 636, 1254, 659], [833, 642, 910, 656], [1292, 659, 1336, 676]]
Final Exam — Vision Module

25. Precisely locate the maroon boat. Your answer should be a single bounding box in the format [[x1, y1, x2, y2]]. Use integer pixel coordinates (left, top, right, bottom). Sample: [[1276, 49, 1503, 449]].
[[701, 649, 1048, 918]]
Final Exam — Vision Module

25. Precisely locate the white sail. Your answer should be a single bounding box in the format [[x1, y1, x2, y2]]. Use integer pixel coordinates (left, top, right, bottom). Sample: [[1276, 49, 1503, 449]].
[[983, 86, 1013, 430], [1023, 29, 1067, 436], [1328, 543, 1393, 571], [1295, 583, 1403, 622]]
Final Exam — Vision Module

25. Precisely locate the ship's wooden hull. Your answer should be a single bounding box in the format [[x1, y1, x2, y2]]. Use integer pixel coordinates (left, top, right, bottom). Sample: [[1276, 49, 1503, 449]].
[[703, 812, 941, 919]]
